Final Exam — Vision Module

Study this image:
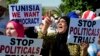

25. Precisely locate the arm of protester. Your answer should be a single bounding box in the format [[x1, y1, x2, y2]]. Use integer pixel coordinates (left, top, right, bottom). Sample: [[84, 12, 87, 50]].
[[41, 11, 52, 35], [80, 42, 89, 56]]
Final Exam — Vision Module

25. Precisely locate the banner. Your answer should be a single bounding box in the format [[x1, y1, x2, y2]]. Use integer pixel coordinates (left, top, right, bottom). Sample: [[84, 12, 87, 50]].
[[67, 18, 100, 44], [9, 4, 42, 27], [0, 35, 43, 56]]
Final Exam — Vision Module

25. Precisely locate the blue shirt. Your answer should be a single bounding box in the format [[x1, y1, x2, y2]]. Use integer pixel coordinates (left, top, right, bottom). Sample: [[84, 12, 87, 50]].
[[67, 12, 79, 18], [88, 44, 100, 56]]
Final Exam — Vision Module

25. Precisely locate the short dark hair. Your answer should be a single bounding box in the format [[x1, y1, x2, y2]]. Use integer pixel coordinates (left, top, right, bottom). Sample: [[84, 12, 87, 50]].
[[25, 27, 38, 38], [0, 6, 7, 17], [0, 31, 4, 35]]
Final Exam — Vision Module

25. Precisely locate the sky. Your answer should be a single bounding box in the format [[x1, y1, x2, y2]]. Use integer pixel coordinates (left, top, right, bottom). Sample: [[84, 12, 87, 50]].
[[18, 0, 61, 7]]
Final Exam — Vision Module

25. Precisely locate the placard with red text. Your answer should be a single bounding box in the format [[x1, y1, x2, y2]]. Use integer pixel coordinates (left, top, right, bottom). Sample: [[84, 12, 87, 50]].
[[0, 35, 43, 56], [9, 4, 42, 27]]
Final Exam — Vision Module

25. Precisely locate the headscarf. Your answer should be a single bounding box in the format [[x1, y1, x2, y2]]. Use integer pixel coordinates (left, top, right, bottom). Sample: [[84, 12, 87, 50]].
[[56, 16, 70, 43], [6, 20, 24, 38]]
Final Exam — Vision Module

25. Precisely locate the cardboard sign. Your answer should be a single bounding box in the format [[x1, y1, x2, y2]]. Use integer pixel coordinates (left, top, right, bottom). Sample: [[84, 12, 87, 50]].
[[67, 18, 100, 44], [0, 35, 43, 56], [9, 4, 42, 27]]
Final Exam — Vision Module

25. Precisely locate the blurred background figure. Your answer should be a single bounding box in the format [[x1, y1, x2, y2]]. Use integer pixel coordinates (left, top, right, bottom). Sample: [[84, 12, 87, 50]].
[[25, 27, 38, 38], [0, 1, 8, 35], [67, 10, 81, 19], [0, 5, 7, 17], [80, 41, 89, 56], [0, 31, 4, 35], [93, 13, 100, 20], [39, 23, 44, 30], [97, 50, 100, 56], [81, 10, 96, 20], [88, 35, 100, 56]]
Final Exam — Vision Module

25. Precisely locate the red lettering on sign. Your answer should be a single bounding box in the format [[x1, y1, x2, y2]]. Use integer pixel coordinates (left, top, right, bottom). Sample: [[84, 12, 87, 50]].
[[12, 12, 20, 18]]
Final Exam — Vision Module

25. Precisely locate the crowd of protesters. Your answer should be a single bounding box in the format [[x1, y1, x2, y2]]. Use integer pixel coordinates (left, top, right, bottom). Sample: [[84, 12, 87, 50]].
[[1, 4, 100, 56]]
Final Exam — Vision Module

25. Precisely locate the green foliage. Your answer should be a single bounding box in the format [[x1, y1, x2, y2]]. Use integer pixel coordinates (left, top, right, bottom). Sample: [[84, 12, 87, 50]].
[[60, 0, 84, 15], [52, 8, 62, 16], [6, 0, 18, 8], [42, 7, 46, 16], [53, 0, 96, 16]]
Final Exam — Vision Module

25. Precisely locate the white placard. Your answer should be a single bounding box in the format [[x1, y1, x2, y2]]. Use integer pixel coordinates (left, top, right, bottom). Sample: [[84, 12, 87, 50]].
[[9, 4, 42, 27], [0, 35, 43, 56], [67, 18, 100, 44]]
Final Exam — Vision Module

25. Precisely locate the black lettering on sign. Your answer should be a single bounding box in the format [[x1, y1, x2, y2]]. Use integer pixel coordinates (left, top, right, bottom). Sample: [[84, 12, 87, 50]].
[[29, 40, 34, 46], [10, 38, 15, 45], [10, 38, 34, 46], [16, 39, 22, 45], [74, 36, 78, 43], [18, 18, 39, 24], [78, 20, 82, 27], [11, 5, 40, 11], [78, 20, 96, 27], [22, 39, 28, 46], [74, 36, 95, 43]]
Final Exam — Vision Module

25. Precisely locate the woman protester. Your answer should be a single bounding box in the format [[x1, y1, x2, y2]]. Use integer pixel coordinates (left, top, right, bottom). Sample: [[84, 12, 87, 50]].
[[40, 16, 70, 56], [40, 14, 90, 56], [51, 16, 70, 56], [6, 20, 24, 38]]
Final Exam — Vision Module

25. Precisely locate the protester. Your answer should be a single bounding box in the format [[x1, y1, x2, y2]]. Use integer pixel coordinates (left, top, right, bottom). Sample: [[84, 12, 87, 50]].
[[87, 35, 100, 56], [40, 13, 91, 56], [93, 13, 100, 20], [0, 5, 8, 35], [67, 10, 81, 18], [81, 11, 100, 55], [6, 20, 24, 38], [97, 50, 100, 56], [80, 41, 89, 56], [81, 10, 96, 20], [40, 16, 70, 56], [39, 23, 44, 30], [51, 16, 70, 56], [81, 35, 100, 56]]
